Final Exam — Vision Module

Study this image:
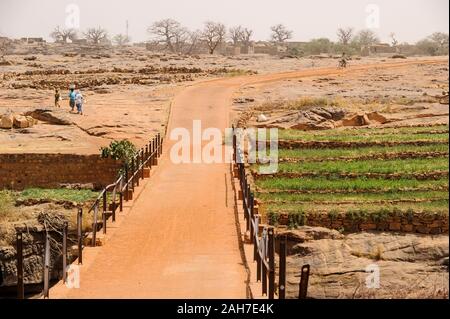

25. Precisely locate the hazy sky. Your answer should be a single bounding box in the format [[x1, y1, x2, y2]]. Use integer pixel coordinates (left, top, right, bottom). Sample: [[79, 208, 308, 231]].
[[0, 0, 448, 43]]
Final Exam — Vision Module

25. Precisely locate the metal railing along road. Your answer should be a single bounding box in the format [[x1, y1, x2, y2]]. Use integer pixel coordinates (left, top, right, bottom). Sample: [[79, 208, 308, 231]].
[[14, 133, 163, 299], [231, 126, 309, 299]]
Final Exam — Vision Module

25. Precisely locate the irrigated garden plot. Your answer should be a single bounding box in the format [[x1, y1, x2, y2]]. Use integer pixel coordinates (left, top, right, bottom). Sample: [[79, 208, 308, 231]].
[[252, 124, 449, 232]]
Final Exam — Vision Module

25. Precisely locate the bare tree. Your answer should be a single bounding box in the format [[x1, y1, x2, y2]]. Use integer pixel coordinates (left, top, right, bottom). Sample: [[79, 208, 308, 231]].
[[229, 26, 243, 46], [0, 37, 12, 59], [240, 28, 254, 46], [50, 26, 77, 43], [337, 27, 354, 45], [84, 27, 108, 44], [148, 19, 186, 53], [173, 27, 190, 53], [113, 34, 131, 46], [270, 24, 293, 43], [201, 21, 226, 54], [185, 30, 202, 55]]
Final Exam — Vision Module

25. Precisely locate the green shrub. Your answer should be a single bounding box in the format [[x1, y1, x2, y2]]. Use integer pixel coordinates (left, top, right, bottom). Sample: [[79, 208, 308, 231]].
[[100, 140, 136, 165], [287, 210, 307, 229]]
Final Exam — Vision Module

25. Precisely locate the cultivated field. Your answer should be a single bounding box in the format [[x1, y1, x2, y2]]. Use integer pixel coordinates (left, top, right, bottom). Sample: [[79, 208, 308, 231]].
[[252, 124, 449, 231]]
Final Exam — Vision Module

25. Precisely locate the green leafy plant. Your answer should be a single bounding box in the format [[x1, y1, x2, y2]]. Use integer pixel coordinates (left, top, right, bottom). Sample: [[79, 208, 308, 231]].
[[100, 140, 136, 165], [287, 210, 307, 229]]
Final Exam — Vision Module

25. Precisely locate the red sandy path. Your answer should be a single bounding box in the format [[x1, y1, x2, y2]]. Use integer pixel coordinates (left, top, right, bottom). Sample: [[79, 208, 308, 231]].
[[49, 58, 447, 299]]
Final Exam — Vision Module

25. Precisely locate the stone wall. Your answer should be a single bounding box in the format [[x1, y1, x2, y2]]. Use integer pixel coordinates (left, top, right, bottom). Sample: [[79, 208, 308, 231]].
[[0, 154, 123, 190], [272, 211, 449, 235]]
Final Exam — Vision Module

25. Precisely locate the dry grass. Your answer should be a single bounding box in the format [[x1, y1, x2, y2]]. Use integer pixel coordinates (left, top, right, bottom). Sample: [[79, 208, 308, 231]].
[[255, 96, 346, 112], [254, 94, 441, 114]]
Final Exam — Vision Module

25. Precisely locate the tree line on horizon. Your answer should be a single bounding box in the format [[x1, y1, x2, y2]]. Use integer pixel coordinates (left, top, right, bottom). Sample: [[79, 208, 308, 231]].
[[0, 19, 448, 58]]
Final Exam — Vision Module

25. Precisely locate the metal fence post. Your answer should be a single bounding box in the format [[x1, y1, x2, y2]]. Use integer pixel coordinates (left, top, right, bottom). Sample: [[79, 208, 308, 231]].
[[131, 158, 135, 190], [299, 264, 310, 299], [102, 191, 107, 234], [152, 139, 156, 165], [62, 222, 68, 283], [136, 155, 140, 187], [141, 149, 145, 179], [253, 214, 259, 262], [262, 228, 267, 296], [16, 231, 24, 299], [232, 128, 237, 162], [92, 205, 98, 247], [249, 193, 254, 244], [268, 227, 275, 299], [157, 133, 161, 156], [77, 208, 83, 264], [245, 182, 251, 232], [125, 164, 129, 200], [149, 141, 153, 168], [279, 236, 287, 299], [256, 238, 261, 282], [112, 189, 117, 223], [43, 232, 50, 299]]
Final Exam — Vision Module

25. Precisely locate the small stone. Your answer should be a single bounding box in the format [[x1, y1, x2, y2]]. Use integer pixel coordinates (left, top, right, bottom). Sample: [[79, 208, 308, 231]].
[[257, 114, 268, 122], [13, 115, 30, 128], [0, 114, 14, 129]]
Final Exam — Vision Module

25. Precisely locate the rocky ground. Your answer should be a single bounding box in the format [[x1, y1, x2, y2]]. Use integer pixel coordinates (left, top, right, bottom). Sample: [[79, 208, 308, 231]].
[[279, 227, 449, 299], [229, 56, 449, 299], [0, 44, 257, 154], [233, 57, 449, 129], [3, 45, 441, 154]]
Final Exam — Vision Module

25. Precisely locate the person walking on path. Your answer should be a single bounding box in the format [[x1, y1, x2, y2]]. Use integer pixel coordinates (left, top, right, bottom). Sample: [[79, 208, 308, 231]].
[[54, 88, 61, 108], [75, 89, 84, 115], [69, 86, 76, 112]]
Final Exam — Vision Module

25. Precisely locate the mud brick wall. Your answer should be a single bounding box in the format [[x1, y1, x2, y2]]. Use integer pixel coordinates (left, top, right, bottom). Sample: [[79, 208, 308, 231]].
[[0, 154, 123, 190]]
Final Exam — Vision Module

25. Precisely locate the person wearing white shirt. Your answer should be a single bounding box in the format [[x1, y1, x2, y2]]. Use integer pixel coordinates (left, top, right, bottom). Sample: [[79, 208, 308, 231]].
[[75, 90, 84, 115]]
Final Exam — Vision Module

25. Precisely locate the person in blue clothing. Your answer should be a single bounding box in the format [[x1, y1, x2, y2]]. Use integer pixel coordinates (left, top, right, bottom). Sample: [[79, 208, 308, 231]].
[[75, 89, 84, 115], [68, 86, 76, 112]]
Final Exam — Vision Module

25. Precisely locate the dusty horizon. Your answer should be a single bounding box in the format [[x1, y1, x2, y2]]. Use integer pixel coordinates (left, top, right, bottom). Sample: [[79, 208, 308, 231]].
[[0, 0, 448, 44]]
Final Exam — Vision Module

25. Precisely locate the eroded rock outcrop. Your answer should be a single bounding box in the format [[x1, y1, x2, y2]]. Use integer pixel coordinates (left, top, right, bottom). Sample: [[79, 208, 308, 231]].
[[281, 228, 449, 299]]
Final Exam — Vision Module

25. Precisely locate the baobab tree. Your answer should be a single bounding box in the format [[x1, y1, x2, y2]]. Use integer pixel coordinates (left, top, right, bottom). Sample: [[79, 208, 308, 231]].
[[337, 27, 354, 45], [148, 19, 186, 53], [50, 26, 77, 43], [201, 21, 226, 54], [270, 24, 293, 43], [229, 26, 244, 46], [240, 28, 254, 46], [229, 26, 253, 47], [84, 27, 108, 44], [172, 26, 190, 53]]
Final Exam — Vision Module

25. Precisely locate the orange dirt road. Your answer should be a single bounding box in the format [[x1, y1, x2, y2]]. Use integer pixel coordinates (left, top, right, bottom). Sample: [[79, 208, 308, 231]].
[[49, 58, 447, 299]]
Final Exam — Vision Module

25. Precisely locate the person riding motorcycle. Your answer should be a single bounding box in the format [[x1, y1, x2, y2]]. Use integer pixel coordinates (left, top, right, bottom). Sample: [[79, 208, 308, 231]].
[[339, 52, 348, 68]]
